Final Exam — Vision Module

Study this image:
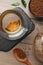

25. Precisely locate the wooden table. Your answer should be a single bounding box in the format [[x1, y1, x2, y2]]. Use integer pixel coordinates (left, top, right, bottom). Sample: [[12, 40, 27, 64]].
[[0, 0, 43, 65]]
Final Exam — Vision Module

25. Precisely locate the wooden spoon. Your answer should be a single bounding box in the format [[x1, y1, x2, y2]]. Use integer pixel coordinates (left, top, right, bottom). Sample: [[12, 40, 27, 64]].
[[13, 48, 31, 65]]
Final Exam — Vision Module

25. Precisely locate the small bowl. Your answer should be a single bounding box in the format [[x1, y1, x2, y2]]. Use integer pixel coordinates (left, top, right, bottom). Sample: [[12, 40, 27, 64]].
[[29, 0, 43, 21]]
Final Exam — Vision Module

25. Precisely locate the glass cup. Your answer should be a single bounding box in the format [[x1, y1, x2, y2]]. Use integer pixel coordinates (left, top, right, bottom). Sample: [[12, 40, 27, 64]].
[[34, 25, 43, 63]]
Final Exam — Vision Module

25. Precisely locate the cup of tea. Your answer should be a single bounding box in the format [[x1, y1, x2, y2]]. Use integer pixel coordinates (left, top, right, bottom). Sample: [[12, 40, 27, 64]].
[[0, 9, 28, 40]]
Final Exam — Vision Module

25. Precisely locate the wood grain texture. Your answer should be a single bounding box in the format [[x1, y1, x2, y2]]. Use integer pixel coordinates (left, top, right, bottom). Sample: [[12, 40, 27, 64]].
[[0, 0, 43, 65], [14, 24, 43, 65]]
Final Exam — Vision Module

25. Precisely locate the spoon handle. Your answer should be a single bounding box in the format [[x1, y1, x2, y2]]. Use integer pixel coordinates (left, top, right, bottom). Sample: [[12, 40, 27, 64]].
[[25, 59, 31, 65]]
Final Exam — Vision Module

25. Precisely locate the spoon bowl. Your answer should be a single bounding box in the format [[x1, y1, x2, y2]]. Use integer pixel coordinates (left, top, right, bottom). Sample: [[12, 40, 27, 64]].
[[13, 48, 31, 65]]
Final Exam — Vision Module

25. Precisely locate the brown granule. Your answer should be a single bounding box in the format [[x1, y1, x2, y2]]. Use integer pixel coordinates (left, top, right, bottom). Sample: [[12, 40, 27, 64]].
[[30, 0, 43, 16], [13, 48, 26, 59]]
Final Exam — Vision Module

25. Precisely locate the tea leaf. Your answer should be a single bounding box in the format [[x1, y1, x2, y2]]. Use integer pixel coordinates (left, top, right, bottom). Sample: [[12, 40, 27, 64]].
[[11, 2, 20, 6], [21, 0, 27, 8]]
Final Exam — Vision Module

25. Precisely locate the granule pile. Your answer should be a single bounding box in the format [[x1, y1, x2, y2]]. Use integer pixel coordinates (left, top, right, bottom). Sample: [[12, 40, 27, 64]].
[[30, 0, 43, 16]]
